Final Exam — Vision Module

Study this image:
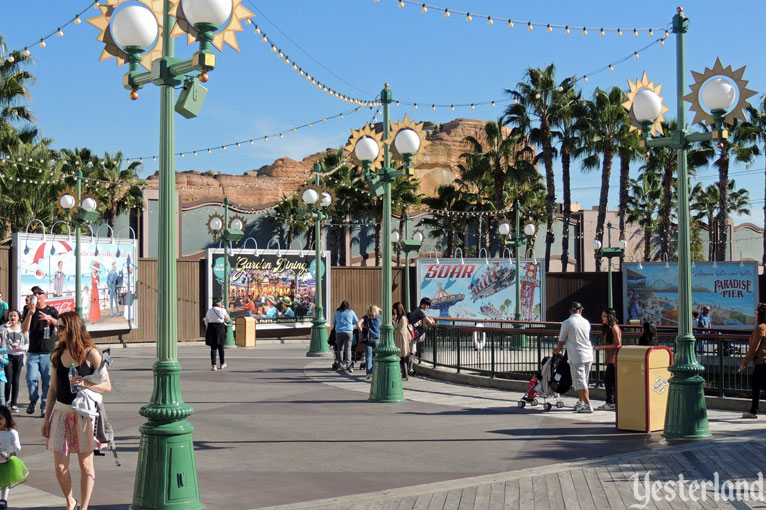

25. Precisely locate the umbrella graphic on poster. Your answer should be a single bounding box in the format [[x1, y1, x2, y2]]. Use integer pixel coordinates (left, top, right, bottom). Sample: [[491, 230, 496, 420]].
[[31, 240, 73, 293]]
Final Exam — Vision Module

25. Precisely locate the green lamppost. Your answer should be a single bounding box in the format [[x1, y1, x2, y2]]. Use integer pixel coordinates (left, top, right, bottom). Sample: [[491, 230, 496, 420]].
[[300, 163, 333, 357], [391, 214, 424, 312], [591, 222, 627, 309], [57, 171, 100, 315], [498, 201, 535, 348], [100, 0, 254, 507], [207, 198, 245, 347], [624, 7, 756, 439], [345, 84, 428, 403]]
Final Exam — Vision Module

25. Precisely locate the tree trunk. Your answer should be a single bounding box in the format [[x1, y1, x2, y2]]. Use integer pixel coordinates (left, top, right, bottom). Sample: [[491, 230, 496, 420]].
[[618, 150, 631, 272], [659, 159, 674, 261], [643, 219, 652, 262], [541, 120, 555, 273], [594, 142, 614, 272], [560, 149, 571, 272], [707, 212, 715, 261], [397, 215, 405, 266], [287, 225, 294, 247], [716, 148, 730, 261]]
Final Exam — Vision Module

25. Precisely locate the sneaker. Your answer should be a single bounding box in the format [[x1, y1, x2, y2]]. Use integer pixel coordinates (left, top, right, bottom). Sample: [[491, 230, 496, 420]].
[[220, 363, 227, 370], [212, 366, 218, 371], [743, 412, 758, 419], [577, 405, 594, 414], [345, 366, 353, 374], [597, 403, 616, 411], [26, 401, 36, 415], [10, 406, 18, 413], [40, 405, 45, 417], [365, 374, 372, 380], [573, 401, 584, 412]]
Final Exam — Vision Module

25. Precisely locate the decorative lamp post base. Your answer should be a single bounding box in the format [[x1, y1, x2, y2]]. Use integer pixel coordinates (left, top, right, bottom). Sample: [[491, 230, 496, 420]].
[[131, 361, 202, 510], [224, 326, 237, 348], [663, 337, 711, 439], [369, 343, 404, 403], [510, 316, 526, 350], [307, 321, 332, 357]]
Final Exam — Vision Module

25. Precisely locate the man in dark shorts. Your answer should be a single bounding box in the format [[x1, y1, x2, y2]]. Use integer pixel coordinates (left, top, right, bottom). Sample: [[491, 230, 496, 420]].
[[405, 298, 436, 375], [21, 286, 58, 416]]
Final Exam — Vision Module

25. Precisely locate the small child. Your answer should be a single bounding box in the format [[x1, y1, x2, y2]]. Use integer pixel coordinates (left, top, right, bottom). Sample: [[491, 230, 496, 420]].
[[0, 406, 28, 508], [521, 373, 542, 404]]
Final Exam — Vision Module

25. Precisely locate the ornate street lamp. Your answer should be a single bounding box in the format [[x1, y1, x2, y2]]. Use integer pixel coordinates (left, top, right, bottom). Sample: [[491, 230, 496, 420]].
[[391, 216, 424, 312], [298, 163, 333, 357], [90, 0, 255, 507], [591, 222, 627, 309], [622, 7, 756, 439], [498, 201, 535, 348], [345, 84, 428, 403], [207, 198, 246, 347], [57, 170, 100, 315]]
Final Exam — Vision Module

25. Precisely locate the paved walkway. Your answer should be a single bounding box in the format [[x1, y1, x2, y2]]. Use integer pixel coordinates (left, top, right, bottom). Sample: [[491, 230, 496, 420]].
[[7, 344, 764, 509]]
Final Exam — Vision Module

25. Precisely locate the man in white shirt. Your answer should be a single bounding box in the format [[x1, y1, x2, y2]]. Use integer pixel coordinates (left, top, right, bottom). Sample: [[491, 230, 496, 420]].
[[552, 302, 594, 413]]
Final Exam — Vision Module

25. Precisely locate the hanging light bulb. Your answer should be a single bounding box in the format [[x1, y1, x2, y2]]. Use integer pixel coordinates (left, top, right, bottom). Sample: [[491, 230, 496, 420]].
[[583, 75, 589, 82], [487, 17, 493, 26], [450, 105, 454, 111], [508, 20, 514, 28], [527, 22, 533, 31], [546, 24, 552, 32], [421, 4, 427, 13], [413, 103, 418, 110], [564, 25, 570, 34], [277, 50, 284, 58], [465, 12, 472, 22], [261, 35, 267, 43], [264, 136, 268, 142], [599, 28, 605, 36], [270, 45, 277, 53], [634, 52, 640, 59], [582, 27, 588, 36], [470, 104, 474, 110], [513, 98, 518, 104], [40, 39, 46, 48], [398, 0, 404, 7], [57, 28, 63, 37], [23, 48, 29, 56], [633, 28, 639, 37], [491, 101, 495, 108], [443, 8, 449, 18], [608, 64, 614, 72], [431, 105, 436, 111], [617, 28, 623, 37], [74, 16, 82, 25], [648, 29, 654, 36], [254, 25, 261, 34]]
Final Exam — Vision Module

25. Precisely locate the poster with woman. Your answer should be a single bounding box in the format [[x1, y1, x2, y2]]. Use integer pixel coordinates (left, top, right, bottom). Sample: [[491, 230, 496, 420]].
[[13, 233, 139, 331]]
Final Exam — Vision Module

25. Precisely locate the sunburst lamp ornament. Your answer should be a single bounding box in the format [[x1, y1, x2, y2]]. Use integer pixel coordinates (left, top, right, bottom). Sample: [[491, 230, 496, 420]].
[[622, 71, 670, 140]]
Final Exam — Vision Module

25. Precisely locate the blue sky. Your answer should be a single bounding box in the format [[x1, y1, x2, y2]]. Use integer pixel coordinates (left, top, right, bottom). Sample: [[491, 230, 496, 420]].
[[2, 1, 765, 226]]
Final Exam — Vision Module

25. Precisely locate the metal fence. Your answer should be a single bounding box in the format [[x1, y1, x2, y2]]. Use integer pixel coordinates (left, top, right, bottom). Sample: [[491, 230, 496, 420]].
[[418, 318, 755, 398]]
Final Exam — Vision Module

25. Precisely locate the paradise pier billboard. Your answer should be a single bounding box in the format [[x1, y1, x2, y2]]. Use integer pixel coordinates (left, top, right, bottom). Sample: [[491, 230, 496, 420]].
[[415, 258, 544, 321], [623, 261, 758, 328], [205, 248, 330, 330]]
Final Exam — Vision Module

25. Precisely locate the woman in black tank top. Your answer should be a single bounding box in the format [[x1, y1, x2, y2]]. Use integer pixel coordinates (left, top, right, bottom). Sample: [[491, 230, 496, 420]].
[[41, 312, 111, 510]]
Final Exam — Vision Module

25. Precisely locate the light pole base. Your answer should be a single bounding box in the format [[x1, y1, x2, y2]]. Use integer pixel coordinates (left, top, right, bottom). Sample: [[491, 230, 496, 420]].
[[306, 321, 331, 356], [224, 324, 236, 348], [663, 376, 711, 439], [369, 345, 404, 403]]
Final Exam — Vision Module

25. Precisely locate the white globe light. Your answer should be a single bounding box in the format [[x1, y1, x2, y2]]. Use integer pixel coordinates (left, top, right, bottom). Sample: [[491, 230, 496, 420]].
[[354, 136, 379, 162], [208, 217, 222, 231], [302, 188, 319, 206], [81, 197, 97, 212], [394, 128, 421, 155], [59, 194, 76, 210], [619, 239, 628, 250], [592, 240, 602, 250], [230, 218, 243, 231], [320, 192, 332, 208], [110, 5, 158, 49], [498, 222, 511, 236], [632, 88, 663, 122], [413, 231, 424, 243], [391, 230, 401, 243], [701, 77, 736, 112], [524, 223, 536, 236], [182, 0, 232, 27]]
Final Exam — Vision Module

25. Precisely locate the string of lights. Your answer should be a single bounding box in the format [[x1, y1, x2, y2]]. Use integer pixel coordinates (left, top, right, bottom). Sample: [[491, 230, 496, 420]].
[[379, 0, 668, 36], [3, 1, 96, 59]]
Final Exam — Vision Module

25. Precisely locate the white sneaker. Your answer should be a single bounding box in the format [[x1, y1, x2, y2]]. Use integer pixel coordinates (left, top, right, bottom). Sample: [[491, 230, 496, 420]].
[[577, 405, 594, 413], [573, 401, 584, 412], [597, 403, 616, 411]]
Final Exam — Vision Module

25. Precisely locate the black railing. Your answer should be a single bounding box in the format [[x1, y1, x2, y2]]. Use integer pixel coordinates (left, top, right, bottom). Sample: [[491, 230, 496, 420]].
[[419, 320, 754, 398]]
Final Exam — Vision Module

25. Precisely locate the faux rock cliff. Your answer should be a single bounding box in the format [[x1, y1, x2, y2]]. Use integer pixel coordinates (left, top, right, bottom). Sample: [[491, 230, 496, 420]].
[[146, 118, 498, 207]]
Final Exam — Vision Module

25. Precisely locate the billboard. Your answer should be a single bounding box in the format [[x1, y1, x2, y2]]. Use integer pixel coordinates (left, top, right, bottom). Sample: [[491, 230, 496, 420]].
[[415, 258, 544, 321], [623, 261, 759, 328], [206, 248, 330, 330], [14, 233, 139, 331]]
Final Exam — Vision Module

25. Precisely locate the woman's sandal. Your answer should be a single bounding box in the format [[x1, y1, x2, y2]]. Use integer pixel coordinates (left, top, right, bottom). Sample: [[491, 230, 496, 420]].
[[65, 498, 78, 510], [0, 498, 7, 509]]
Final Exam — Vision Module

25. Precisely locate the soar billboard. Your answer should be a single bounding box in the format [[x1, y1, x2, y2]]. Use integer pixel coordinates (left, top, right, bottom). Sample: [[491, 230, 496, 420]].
[[415, 258, 544, 321], [623, 261, 759, 328], [206, 248, 330, 330], [14, 233, 139, 331]]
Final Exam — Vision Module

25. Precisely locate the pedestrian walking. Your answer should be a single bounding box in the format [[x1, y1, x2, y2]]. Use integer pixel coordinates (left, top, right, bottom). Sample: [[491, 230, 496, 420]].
[[21, 286, 58, 416], [359, 305, 381, 380], [595, 308, 621, 411], [553, 302, 594, 413], [332, 301, 358, 373], [392, 302, 411, 381], [739, 303, 766, 419], [638, 321, 658, 346], [1, 311, 27, 412], [406, 298, 435, 376], [204, 299, 230, 371], [0, 405, 29, 509], [42, 311, 111, 510]]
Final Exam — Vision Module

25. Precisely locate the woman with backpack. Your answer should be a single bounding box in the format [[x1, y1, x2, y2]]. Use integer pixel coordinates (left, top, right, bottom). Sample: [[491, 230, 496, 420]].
[[359, 305, 381, 380], [392, 302, 411, 381], [332, 301, 358, 373]]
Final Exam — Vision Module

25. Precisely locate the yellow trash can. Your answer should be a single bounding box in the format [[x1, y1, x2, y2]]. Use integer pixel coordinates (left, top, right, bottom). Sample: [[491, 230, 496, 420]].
[[616, 345, 673, 432], [235, 317, 257, 347]]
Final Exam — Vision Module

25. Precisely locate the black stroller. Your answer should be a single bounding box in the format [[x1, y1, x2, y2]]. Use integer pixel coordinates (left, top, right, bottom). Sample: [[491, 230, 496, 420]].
[[517, 354, 569, 411]]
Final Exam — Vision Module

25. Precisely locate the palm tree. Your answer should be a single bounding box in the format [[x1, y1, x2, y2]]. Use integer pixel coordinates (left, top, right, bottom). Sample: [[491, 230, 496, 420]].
[[581, 87, 628, 270], [743, 98, 766, 264], [0, 36, 37, 147], [391, 176, 421, 264], [418, 184, 467, 257], [551, 86, 585, 271], [455, 151, 492, 256], [625, 172, 661, 262], [505, 64, 571, 271], [270, 194, 310, 247], [696, 121, 757, 261], [616, 125, 642, 243], [90, 154, 145, 228], [691, 180, 751, 261]]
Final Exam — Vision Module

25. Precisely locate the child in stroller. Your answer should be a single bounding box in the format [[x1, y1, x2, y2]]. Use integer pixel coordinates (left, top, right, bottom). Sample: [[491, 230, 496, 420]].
[[517, 355, 566, 411]]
